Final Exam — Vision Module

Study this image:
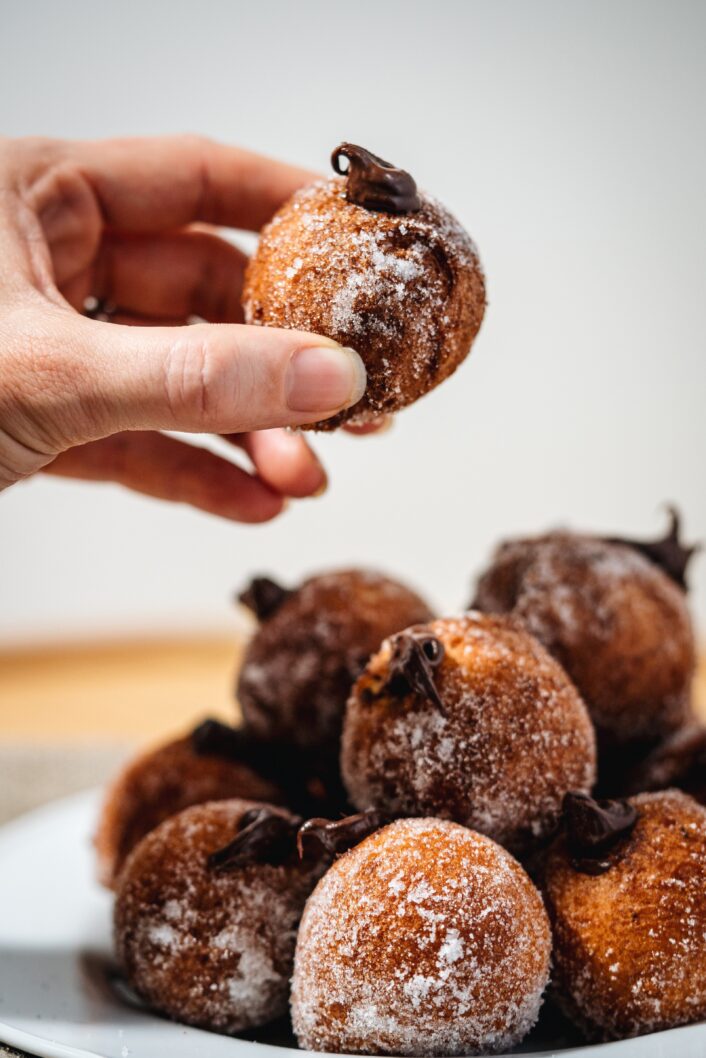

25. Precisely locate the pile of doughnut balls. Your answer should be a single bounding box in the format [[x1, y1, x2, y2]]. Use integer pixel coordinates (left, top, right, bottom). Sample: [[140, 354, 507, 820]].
[[99, 147, 706, 1055], [98, 512, 705, 1054]]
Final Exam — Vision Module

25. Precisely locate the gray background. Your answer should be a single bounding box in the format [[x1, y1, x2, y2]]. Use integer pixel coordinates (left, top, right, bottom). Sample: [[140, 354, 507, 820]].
[[1, 0, 704, 641]]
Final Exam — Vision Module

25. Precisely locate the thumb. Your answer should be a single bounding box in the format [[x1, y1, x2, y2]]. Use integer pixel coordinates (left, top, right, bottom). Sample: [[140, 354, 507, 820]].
[[66, 317, 367, 441]]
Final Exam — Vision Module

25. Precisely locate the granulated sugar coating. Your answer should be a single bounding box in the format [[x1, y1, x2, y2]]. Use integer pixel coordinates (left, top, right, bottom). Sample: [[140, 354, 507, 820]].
[[291, 817, 551, 1055], [238, 568, 433, 753], [341, 613, 596, 853], [543, 790, 706, 1040], [114, 800, 318, 1034], [472, 532, 695, 747], [242, 178, 485, 429], [95, 737, 282, 889]]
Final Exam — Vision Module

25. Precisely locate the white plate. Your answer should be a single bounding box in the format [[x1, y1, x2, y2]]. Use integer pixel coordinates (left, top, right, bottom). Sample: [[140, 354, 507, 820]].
[[0, 791, 705, 1058]]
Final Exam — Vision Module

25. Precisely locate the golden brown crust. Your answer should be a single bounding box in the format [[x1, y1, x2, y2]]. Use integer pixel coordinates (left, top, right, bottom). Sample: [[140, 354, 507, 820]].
[[543, 790, 706, 1039], [242, 179, 485, 429], [114, 799, 318, 1034], [473, 532, 695, 745], [291, 817, 551, 1055], [341, 613, 596, 853], [237, 569, 433, 752], [95, 736, 282, 889]]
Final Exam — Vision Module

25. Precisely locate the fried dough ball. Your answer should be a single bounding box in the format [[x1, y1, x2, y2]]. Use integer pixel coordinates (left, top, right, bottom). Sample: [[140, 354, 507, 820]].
[[243, 144, 485, 429], [341, 613, 596, 853], [95, 734, 282, 888], [472, 519, 696, 747], [114, 800, 318, 1033], [237, 569, 433, 752], [291, 817, 551, 1056], [544, 789, 706, 1040]]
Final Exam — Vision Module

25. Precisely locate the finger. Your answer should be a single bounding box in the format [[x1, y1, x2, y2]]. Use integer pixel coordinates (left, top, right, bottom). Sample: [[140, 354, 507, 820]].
[[89, 229, 248, 323], [43, 431, 285, 523], [344, 416, 394, 436], [72, 135, 316, 233], [60, 316, 367, 443], [225, 429, 327, 498]]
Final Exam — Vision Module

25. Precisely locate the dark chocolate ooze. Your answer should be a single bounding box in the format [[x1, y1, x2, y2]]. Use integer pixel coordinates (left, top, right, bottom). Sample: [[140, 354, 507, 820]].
[[207, 806, 302, 872], [563, 791, 638, 876], [331, 143, 421, 215], [384, 630, 445, 710], [190, 718, 349, 819], [297, 809, 387, 863], [191, 717, 252, 760], [606, 506, 700, 591], [238, 576, 292, 621]]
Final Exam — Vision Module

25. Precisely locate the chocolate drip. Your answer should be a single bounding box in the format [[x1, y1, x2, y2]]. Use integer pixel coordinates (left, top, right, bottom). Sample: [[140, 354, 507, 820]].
[[208, 806, 302, 872], [563, 791, 638, 875], [238, 576, 292, 621], [297, 809, 387, 862], [606, 506, 700, 591], [331, 143, 421, 215], [385, 630, 445, 710]]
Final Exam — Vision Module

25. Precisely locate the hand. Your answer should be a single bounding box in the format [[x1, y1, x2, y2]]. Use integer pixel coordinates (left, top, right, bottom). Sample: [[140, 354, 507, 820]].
[[0, 135, 371, 521]]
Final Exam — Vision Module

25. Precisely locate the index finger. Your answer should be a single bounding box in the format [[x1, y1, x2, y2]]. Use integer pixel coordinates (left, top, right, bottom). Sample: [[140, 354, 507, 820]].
[[71, 135, 317, 233]]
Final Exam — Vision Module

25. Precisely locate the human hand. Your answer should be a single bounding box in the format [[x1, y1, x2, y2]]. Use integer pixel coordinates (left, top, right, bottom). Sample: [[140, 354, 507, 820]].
[[0, 135, 372, 521]]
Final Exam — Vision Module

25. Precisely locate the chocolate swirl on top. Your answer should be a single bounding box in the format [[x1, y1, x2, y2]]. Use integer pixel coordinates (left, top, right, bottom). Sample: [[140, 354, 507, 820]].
[[606, 506, 700, 591], [297, 810, 387, 862], [238, 576, 292, 621], [384, 630, 446, 710], [207, 806, 302, 872], [331, 143, 421, 215], [563, 791, 638, 876]]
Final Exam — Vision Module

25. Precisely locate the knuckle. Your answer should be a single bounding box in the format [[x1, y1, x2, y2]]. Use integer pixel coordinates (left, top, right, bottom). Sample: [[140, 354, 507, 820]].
[[163, 332, 241, 430]]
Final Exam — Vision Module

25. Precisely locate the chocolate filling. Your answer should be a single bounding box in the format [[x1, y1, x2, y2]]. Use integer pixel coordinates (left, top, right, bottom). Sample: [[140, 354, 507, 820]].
[[331, 143, 421, 215], [238, 576, 292, 621], [606, 506, 699, 591], [297, 810, 387, 862], [563, 791, 638, 875], [384, 630, 445, 710], [207, 806, 302, 872]]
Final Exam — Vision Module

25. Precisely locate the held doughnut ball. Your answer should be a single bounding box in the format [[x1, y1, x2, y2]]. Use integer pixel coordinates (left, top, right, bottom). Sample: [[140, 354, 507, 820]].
[[544, 789, 706, 1039], [237, 569, 433, 752], [472, 510, 698, 747], [341, 613, 596, 853], [243, 144, 486, 429], [114, 800, 319, 1034], [95, 731, 282, 889], [291, 817, 551, 1056]]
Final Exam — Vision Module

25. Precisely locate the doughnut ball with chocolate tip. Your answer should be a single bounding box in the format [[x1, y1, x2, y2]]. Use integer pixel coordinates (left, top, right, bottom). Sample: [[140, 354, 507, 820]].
[[543, 789, 706, 1040], [243, 144, 486, 430], [95, 731, 283, 889], [341, 613, 596, 853], [114, 800, 319, 1034], [472, 509, 698, 748], [291, 817, 551, 1056], [237, 569, 433, 753]]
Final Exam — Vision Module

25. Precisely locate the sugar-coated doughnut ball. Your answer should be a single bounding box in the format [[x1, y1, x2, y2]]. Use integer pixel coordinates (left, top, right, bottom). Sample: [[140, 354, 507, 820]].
[[114, 800, 318, 1034], [341, 613, 596, 853], [243, 144, 485, 430], [237, 569, 433, 752], [291, 817, 551, 1056], [95, 735, 282, 888], [544, 789, 706, 1040], [472, 523, 696, 747], [626, 721, 706, 803]]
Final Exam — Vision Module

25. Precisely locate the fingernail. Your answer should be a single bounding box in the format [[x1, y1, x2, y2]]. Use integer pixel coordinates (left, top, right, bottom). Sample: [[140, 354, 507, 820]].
[[286, 346, 366, 413]]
